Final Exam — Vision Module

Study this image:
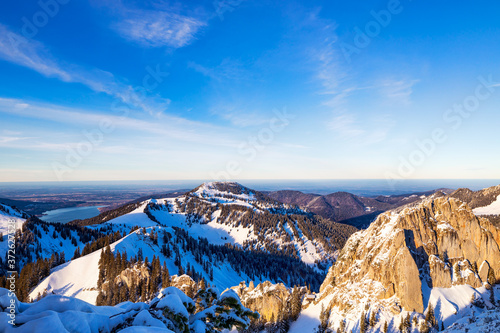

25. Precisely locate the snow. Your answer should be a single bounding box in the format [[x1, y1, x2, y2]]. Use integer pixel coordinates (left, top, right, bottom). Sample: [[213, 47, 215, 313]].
[[120, 327, 174, 333], [0, 288, 139, 333], [220, 289, 240, 303], [132, 310, 167, 328], [30, 226, 258, 304], [159, 287, 191, 302], [157, 294, 189, 318], [0, 204, 25, 259], [289, 294, 335, 333], [443, 307, 500, 332], [0, 287, 179, 333], [437, 221, 456, 232], [151, 204, 255, 247], [193, 182, 256, 203], [29, 243, 102, 303], [427, 284, 483, 327], [473, 195, 500, 215], [104, 202, 159, 228]]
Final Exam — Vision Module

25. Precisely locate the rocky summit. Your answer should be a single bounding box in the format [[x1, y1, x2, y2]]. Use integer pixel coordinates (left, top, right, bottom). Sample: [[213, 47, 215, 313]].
[[319, 193, 500, 315]]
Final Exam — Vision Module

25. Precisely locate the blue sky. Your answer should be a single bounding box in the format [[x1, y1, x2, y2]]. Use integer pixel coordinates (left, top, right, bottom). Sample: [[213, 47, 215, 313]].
[[0, 0, 499, 182]]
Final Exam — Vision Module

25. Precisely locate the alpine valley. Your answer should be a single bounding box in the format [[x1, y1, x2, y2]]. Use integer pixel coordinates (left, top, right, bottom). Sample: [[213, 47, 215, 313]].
[[1, 182, 500, 333]]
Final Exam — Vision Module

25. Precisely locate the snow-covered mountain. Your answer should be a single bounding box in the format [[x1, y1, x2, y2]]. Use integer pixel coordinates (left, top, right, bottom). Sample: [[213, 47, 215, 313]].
[[451, 184, 500, 226], [290, 188, 500, 332], [4, 182, 500, 332], [28, 182, 357, 305], [29, 225, 263, 304]]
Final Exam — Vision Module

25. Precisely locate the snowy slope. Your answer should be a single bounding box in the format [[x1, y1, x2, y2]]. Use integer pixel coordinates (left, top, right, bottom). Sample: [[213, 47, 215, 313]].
[[30, 226, 260, 305], [0, 203, 25, 259], [473, 194, 500, 215], [147, 183, 336, 267], [104, 201, 160, 228], [290, 285, 500, 333], [29, 243, 102, 303], [150, 200, 256, 246]]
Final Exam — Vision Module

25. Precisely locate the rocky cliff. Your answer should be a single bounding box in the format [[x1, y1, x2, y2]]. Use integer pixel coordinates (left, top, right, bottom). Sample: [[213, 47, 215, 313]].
[[230, 281, 294, 321], [319, 194, 500, 315]]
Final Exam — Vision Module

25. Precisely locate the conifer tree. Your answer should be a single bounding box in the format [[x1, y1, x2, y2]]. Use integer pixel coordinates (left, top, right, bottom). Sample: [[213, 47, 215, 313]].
[[290, 287, 302, 321], [488, 267, 496, 285], [425, 303, 437, 328], [359, 311, 367, 333], [162, 262, 170, 288], [72, 247, 81, 260], [369, 310, 377, 327]]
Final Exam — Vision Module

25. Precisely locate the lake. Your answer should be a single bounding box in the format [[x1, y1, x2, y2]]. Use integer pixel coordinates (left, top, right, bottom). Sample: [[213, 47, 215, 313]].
[[40, 205, 105, 223]]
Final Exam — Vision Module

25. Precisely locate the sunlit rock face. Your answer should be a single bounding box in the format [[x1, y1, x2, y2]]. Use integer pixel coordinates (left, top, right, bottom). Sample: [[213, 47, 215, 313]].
[[320, 195, 500, 314]]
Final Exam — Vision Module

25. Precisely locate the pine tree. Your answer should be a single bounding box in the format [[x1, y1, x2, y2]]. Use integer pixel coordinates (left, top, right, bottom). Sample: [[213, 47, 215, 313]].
[[403, 313, 411, 332], [419, 321, 430, 333], [130, 278, 137, 302], [317, 304, 330, 333], [359, 311, 367, 333], [72, 247, 81, 260], [162, 262, 170, 288], [140, 281, 147, 301], [369, 310, 377, 327], [425, 303, 437, 328], [290, 287, 302, 321], [337, 319, 346, 333], [488, 267, 496, 285]]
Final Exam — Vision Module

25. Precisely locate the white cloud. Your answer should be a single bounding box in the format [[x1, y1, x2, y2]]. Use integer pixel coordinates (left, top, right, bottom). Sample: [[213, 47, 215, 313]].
[[188, 58, 249, 82], [209, 102, 270, 127], [328, 113, 365, 138], [113, 10, 206, 48], [0, 24, 71, 81], [0, 24, 170, 116], [378, 78, 419, 105], [0, 97, 239, 148]]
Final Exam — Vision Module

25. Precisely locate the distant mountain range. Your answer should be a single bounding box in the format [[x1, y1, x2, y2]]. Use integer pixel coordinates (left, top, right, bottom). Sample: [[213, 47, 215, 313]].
[[267, 188, 454, 228]]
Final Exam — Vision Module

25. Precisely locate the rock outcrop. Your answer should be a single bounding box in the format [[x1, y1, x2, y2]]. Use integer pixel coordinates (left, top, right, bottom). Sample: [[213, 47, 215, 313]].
[[230, 281, 298, 322], [319, 195, 500, 315]]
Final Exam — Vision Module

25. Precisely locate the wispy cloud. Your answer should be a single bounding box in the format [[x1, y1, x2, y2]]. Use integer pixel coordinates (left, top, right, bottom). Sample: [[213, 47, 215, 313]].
[[209, 102, 269, 127], [0, 24, 170, 116], [0, 24, 71, 81], [328, 112, 394, 145], [188, 58, 250, 82], [328, 113, 365, 138], [0, 97, 239, 148], [295, 11, 407, 144], [378, 78, 418, 105], [113, 10, 206, 48]]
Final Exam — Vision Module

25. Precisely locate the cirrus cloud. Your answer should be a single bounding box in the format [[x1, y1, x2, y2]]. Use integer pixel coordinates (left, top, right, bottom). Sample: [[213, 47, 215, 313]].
[[113, 10, 206, 48]]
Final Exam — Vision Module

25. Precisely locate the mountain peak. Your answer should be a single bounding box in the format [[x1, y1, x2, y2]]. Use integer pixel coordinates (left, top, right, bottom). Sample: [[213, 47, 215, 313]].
[[320, 195, 500, 315], [191, 181, 257, 200]]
